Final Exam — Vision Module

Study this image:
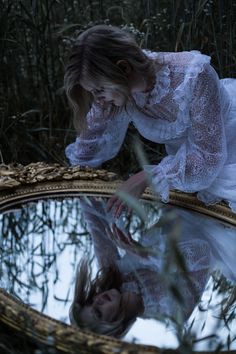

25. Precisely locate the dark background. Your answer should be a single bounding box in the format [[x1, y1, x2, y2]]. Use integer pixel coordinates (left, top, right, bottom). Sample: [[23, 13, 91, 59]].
[[1, 0, 236, 176]]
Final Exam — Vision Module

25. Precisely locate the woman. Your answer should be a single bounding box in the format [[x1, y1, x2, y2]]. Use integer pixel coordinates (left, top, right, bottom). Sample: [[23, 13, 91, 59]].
[[69, 197, 231, 338], [64, 25, 236, 216]]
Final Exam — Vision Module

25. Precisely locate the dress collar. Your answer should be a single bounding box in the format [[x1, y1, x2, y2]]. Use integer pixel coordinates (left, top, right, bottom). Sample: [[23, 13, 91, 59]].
[[132, 63, 170, 107]]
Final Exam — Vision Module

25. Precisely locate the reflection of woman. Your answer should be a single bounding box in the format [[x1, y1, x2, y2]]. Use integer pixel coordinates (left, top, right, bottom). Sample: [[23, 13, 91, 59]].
[[69, 198, 228, 338]]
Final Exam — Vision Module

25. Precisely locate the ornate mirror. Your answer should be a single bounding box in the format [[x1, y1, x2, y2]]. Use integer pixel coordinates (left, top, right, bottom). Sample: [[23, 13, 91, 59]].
[[0, 163, 236, 353]]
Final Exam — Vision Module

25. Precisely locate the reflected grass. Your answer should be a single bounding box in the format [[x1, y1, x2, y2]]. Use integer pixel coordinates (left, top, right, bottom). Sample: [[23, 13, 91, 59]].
[[0, 198, 91, 316], [0, 195, 236, 350]]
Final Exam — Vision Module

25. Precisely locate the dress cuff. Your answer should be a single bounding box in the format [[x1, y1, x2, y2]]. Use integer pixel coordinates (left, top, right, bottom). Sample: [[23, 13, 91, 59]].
[[144, 165, 170, 203]]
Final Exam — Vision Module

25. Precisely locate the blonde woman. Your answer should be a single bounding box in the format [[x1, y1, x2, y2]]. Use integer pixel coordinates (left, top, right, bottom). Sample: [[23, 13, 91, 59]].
[[64, 25, 236, 217]]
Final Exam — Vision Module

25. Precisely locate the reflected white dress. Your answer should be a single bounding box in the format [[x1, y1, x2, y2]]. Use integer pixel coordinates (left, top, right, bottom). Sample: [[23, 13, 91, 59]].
[[66, 50, 236, 211], [80, 198, 236, 321]]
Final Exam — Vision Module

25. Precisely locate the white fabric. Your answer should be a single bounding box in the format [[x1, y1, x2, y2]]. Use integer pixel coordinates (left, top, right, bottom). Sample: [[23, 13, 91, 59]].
[[176, 209, 236, 284], [79, 198, 236, 321], [65, 50, 236, 210], [119, 237, 211, 320]]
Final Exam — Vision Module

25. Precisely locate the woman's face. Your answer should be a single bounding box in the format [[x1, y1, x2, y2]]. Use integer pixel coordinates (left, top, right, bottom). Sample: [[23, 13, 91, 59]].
[[79, 288, 122, 325], [80, 79, 126, 107]]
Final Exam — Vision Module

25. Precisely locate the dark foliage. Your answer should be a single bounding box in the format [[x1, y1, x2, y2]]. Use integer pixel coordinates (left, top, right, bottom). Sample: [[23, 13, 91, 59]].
[[0, 0, 235, 175]]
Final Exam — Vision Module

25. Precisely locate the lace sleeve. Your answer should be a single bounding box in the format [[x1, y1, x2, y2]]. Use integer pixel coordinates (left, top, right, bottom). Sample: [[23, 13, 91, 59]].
[[149, 269, 210, 320], [145, 62, 227, 202], [137, 238, 210, 320], [174, 239, 211, 318], [79, 198, 120, 268], [65, 104, 130, 167]]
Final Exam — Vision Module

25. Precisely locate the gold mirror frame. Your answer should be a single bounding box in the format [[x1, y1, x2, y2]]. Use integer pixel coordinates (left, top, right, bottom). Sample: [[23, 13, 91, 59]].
[[1, 162, 236, 354]]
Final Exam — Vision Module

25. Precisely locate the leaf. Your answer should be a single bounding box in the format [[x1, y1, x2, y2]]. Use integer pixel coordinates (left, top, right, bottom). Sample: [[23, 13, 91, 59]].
[[21, 109, 41, 117], [133, 136, 161, 200], [193, 334, 218, 343], [175, 22, 185, 51], [56, 23, 80, 35], [133, 137, 149, 166]]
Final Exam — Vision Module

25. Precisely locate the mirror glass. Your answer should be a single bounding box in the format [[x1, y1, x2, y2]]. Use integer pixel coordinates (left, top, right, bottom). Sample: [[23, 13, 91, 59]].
[[1, 195, 236, 351]]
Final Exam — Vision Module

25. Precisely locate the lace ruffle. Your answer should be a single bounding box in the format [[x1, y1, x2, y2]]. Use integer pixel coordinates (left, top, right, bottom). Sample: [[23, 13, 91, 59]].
[[197, 190, 223, 206], [173, 50, 211, 124], [144, 165, 170, 203], [132, 50, 211, 142], [133, 51, 171, 107]]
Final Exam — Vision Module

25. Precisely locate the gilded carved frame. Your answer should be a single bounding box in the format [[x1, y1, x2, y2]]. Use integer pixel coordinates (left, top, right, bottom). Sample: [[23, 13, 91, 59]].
[[0, 162, 236, 354]]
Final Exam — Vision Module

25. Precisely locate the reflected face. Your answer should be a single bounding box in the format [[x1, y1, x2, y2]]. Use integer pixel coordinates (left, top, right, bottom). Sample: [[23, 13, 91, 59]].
[[80, 79, 126, 107], [79, 288, 122, 325]]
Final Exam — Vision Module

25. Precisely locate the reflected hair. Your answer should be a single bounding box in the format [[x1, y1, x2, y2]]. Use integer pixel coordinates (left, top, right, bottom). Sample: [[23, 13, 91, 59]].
[[69, 258, 135, 338], [64, 24, 156, 133]]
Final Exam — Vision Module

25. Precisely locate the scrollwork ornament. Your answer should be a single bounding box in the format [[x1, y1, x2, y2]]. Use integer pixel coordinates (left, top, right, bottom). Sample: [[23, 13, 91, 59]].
[[0, 162, 117, 191]]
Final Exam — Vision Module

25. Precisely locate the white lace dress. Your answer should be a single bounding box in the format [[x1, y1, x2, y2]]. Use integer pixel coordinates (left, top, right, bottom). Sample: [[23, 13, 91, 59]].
[[66, 50, 236, 211], [80, 198, 236, 321]]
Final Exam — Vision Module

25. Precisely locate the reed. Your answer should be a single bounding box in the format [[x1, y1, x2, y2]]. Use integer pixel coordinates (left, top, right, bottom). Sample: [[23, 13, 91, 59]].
[[0, 0, 235, 174]]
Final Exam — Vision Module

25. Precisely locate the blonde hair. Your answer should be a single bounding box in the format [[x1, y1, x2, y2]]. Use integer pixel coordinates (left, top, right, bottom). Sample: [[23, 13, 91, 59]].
[[69, 259, 136, 338], [64, 24, 156, 134]]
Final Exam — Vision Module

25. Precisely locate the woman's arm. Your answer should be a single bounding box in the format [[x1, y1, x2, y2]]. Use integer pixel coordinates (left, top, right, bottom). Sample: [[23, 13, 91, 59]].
[[145, 61, 227, 202], [80, 197, 120, 268], [65, 104, 130, 168]]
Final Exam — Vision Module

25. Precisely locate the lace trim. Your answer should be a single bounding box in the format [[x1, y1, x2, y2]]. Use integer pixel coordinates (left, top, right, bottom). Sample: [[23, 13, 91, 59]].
[[173, 50, 211, 126], [197, 190, 223, 206], [132, 50, 211, 142], [132, 55, 171, 107], [144, 165, 170, 203]]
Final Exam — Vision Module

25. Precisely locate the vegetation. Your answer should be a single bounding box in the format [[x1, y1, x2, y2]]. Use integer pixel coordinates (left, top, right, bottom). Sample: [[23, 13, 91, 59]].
[[0, 3, 236, 349], [0, 0, 235, 175]]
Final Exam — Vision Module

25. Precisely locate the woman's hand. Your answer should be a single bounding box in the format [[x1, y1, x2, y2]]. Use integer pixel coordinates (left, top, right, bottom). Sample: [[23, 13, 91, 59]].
[[107, 170, 148, 218]]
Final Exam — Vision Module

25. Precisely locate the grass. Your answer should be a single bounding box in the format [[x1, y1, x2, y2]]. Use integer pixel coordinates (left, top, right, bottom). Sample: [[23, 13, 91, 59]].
[[0, 0, 235, 175]]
